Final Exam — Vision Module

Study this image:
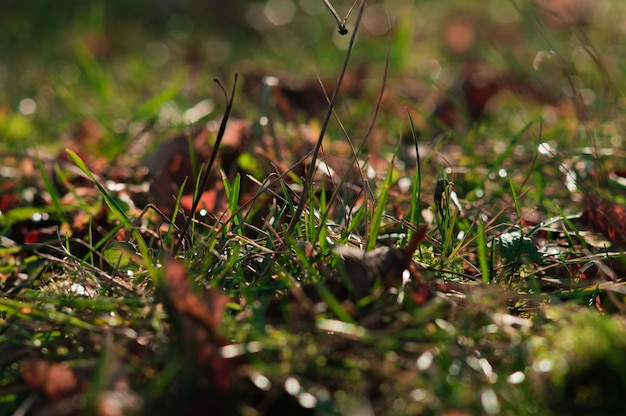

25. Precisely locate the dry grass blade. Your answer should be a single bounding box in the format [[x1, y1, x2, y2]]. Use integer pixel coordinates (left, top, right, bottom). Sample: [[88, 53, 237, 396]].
[[174, 75, 239, 255], [285, 0, 365, 238]]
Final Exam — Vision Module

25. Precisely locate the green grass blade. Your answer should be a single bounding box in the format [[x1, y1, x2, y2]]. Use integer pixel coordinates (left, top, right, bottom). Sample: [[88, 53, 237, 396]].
[[0, 297, 98, 331], [65, 149, 158, 283], [406, 109, 422, 236], [66, 150, 131, 228], [134, 78, 184, 121], [73, 39, 111, 100], [314, 282, 355, 324], [36, 157, 67, 224], [318, 182, 328, 250], [478, 121, 533, 192], [509, 180, 522, 220], [163, 177, 187, 250], [367, 152, 397, 250], [223, 173, 242, 229], [477, 220, 491, 283]]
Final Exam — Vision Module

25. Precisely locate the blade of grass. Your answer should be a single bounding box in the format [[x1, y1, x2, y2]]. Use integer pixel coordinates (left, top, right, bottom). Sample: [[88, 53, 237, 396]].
[[314, 281, 355, 323], [366, 151, 397, 251], [555, 205, 582, 250], [53, 165, 93, 213], [174, 75, 238, 255], [477, 121, 533, 193], [435, 177, 454, 263], [36, 156, 68, 224], [406, 108, 422, 238], [133, 78, 183, 121], [73, 39, 111, 100], [223, 172, 242, 230], [509, 180, 522, 221], [318, 182, 328, 250], [285, 0, 365, 238], [0, 297, 99, 331], [162, 177, 188, 251], [477, 220, 491, 283], [65, 150, 158, 283]]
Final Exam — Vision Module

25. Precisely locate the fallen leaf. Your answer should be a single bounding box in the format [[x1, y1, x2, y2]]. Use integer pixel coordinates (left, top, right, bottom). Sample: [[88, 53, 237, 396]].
[[430, 60, 560, 133], [243, 65, 367, 120], [164, 258, 228, 337], [334, 226, 428, 299], [22, 358, 79, 401], [583, 192, 626, 245], [157, 259, 242, 412], [142, 120, 253, 217]]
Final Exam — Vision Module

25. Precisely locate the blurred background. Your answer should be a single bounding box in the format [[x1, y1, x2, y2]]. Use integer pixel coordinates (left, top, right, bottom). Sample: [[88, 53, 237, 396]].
[[0, 0, 623, 154]]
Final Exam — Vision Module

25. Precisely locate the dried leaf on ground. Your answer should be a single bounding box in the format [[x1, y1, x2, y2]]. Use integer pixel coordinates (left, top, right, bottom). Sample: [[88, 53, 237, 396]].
[[583, 192, 626, 245], [142, 120, 253, 217], [430, 60, 561, 134], [161, 258, 241, 412], [164, 258, 229, 337], [21, 358, 81, 401], [334, 226, 428, 299], [243, 64, 367, 120]]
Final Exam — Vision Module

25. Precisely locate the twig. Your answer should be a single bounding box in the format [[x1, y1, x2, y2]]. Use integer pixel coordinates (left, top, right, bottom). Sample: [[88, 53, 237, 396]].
[[174, 74, 238, 255], [312, 35, 393, 246], [322, 0, 349, 35], [285, 0, 366, 238]]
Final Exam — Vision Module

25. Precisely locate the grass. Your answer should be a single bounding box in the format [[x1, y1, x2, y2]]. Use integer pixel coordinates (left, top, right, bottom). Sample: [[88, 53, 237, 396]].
[[3, 0, 626, 414]]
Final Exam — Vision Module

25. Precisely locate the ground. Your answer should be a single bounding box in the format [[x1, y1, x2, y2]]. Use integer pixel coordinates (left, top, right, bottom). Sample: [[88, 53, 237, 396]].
[[2, 1, 626, 415]]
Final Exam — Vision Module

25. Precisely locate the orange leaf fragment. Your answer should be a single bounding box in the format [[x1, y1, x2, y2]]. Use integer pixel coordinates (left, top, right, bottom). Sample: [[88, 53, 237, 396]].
[[22, 359, 79, 400], [583, 192, 626, 244], [164, 258, 228, 335]]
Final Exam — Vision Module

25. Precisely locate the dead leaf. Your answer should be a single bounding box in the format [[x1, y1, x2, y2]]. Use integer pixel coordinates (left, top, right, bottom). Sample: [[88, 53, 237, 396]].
[[243, 65, 367, 120], [431, 60, 560, 133], [22, 358, 80, 401], [334, 226, 428, 299], [142, 120, 253, 218], [583, 192, 626, 245], [164, 258, 228, 337], [158, 259, 242, 412]]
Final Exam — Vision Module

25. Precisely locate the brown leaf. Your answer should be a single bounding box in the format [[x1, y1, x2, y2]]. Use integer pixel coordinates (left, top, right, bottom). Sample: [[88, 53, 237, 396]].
[[142, 121, 252, 217], [460, 62, 501, 121], [0, 183, 21, 212], [160, 259, 240, 412], [583, 192, 626, 245], [334, 245, 406, 299], [164, 258, 228, 336], [431, 61, 560, 133], [406, 256, 438, 306], [22, 359, 79, 400], [243, 65, 367, 120], [334, 226, 428, 299], [405, 225, 429, 258]]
